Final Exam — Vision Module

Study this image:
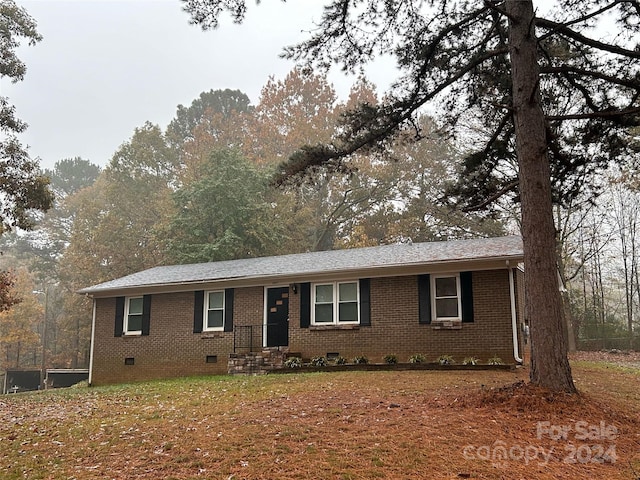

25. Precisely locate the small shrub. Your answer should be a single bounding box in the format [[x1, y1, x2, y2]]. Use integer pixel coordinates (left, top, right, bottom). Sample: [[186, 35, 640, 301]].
[[408, 354, 426, 364], [353, 355, 369, 364], [284, 357, 302, 369], [437, 354, 455, 365], [334, 356, 347, 365], [310, 356, 328, 367], [383, 354, 398, 364], [462, 356, 479, 366], [487, 355, 504, 365]]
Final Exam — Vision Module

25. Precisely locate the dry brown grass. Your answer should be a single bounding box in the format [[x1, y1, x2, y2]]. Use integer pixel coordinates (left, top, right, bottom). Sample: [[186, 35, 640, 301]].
[[1, 354, 639, 479]]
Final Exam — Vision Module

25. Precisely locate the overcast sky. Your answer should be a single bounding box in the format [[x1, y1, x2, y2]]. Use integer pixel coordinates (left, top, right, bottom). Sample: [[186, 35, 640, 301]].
[[2, 0, 396, 171]]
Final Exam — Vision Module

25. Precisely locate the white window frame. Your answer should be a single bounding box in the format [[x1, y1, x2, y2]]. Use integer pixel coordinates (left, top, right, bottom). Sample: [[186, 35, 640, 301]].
[[124, 296, 143, 335], [431, 274, 462, 322], [311, 281, 360, 325], [203, 290, 225, 332]]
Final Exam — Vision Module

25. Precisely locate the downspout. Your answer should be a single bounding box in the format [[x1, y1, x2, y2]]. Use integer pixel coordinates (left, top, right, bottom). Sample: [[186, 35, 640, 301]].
[[88, 296, 97, 386], [508, 261, 523, 364]]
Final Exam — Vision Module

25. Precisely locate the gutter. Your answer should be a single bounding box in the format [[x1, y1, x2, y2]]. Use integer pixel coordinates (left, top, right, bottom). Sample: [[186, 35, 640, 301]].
[[88, 298, 97, 386], [507, 261, 523, 364]]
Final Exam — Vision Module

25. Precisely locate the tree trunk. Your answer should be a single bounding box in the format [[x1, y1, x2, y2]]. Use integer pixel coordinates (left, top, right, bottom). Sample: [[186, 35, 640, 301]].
[[506, 0, 576, 392], [562, 291, 577, 353]]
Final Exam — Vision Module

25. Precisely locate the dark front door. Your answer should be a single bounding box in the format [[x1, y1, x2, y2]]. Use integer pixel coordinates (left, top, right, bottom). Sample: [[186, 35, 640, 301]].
[[266, 287, 289, 347]]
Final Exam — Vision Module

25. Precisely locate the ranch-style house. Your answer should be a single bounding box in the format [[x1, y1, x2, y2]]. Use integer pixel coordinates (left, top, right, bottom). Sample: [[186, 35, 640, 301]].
[[80, 235, 526, 385]]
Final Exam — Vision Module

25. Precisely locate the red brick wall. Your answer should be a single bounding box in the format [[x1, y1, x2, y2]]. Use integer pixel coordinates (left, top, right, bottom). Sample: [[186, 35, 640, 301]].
[[91, 270, 520, 385], [91, 288, 264, 386], [288, 270, 516, 364]]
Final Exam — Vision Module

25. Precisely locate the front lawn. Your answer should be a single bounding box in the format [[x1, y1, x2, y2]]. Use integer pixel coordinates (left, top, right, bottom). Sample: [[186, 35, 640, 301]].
[[1, 356, 639, 479]]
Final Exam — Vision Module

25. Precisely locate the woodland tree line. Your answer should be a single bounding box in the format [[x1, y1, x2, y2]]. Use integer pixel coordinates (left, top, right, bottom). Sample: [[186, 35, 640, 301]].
[[0, 72, 506, 370], [0, 69, 637, 372]]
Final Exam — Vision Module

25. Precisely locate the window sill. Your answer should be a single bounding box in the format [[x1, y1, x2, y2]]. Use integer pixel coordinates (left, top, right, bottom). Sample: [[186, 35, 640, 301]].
[[310, 324, 360, 331], [431, 320, 462, 330], [200, 332, 225, 339], [123, 331, 142, 337]]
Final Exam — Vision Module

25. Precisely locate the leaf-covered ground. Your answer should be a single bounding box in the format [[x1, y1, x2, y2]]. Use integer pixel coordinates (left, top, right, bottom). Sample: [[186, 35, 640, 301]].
[[1, 354, 639, 479]]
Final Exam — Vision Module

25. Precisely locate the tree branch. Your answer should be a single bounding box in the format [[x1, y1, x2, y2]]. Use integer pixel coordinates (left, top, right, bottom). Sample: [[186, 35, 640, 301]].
[[461, 180, 519, 212], [547, 106, 640, 121], [483, 0, 514, 21], [538, 0, 624, 38], [536, 17, 640, 58], [540, 65, 640, 90], [274, 43, 509, 185]]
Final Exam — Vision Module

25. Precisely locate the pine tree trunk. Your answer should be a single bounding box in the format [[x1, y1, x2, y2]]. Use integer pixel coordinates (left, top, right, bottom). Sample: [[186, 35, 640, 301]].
[[506, 0, 576, 392]]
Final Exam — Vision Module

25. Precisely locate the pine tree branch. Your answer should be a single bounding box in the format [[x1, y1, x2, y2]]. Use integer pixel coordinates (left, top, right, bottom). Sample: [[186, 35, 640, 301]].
[[461, 180, 519, 212], [276, 46, 510, 184], [536, 17, 640, 58], [537, 0, 625, 38], [540, 65, 640, 90], [546, 106, 640, 121], [483, 0, 514, 21]]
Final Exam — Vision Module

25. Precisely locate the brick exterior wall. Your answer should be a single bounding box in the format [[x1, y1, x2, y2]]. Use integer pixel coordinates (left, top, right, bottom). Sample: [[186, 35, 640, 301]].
[[90, 269, 521, 385], [289, 270, 517, 365], [91, 288, 264, 386]]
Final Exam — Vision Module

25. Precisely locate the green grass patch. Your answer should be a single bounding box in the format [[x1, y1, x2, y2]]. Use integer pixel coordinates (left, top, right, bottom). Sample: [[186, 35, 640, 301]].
[[571, 360, 640, 375]]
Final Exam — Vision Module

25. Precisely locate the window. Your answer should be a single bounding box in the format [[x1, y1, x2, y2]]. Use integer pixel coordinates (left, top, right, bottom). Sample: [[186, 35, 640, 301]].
[[204, 291, 225, 331], [193, 289, 233, 334], [124, 297, 144, 334], [312, 282, 359, 325], [115, 295, 151, 337], [431, 275, 461, 321]]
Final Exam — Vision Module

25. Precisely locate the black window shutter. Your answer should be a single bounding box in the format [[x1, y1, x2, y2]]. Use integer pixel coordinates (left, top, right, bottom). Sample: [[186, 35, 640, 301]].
[[359, 278, 371, 326], [114, 296, 125, 337], [418, 274, 431, 324], [193, 291, 204, 333], [461, 271, 474, 323], [141, 295, 152, 335], [300, 282, 311, 328], [224, 288, 234, 332]]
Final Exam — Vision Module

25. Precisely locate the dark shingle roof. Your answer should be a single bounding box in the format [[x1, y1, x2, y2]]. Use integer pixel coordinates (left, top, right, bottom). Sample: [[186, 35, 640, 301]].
[[79, 235, 523, 296]]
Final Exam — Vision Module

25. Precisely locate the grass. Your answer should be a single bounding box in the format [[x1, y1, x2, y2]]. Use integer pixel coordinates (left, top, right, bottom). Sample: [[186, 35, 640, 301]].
[[1, 357, 639, 479]]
